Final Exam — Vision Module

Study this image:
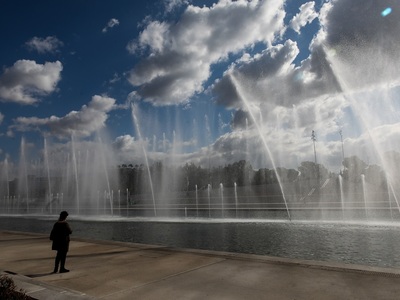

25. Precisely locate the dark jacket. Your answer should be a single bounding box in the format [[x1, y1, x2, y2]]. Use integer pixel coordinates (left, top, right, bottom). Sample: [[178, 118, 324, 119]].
[[50, 221, 72, 252]]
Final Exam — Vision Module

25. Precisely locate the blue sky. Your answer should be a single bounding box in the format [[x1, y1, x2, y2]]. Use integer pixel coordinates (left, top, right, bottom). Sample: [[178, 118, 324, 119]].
[[0, 0, 399, 173]]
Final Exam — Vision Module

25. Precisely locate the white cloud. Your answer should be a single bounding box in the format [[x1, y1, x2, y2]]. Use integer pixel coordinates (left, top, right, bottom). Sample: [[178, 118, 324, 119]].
[[113, 134, 137, 151], [317, 0, 400, 90], [289, 2, 318, 34], [9, 95, 116, 138], [211, 38, 343, 115], [11, 0, 395, 174], [25, 36, 64, 54], [102, 18, 120, 33], [114, 0, 400, 173], [112, 86, 400, 171], [112, 134, 173, 165], [163, 0, 190, 13], [203, 0, 400, 168], [109, 72, 121, 84], [112, 134, 145, 163], [343, 122, 400, 170], [128, 0, 286, 105], [0, 60, 63, 104], [186, 93, 347, 170]]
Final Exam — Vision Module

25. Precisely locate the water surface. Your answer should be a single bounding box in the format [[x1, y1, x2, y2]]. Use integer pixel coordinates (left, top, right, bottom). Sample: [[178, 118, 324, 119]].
[[1, 215, 399, 269]]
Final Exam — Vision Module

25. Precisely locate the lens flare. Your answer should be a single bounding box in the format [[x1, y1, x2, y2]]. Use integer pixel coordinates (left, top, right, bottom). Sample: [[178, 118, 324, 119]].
[[381, 7, 392, 17]]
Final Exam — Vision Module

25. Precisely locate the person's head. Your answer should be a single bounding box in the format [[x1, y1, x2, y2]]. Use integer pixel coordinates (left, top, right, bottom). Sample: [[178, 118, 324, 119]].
[[59, 211, 69, 221]]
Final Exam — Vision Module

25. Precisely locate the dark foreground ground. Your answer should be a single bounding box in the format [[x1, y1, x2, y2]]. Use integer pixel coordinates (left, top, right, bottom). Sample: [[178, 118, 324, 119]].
[[1, 230, 400, 300]]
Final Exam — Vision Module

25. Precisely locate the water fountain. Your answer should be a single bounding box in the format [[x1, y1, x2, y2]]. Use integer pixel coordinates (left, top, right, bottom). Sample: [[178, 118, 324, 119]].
[[0, 134, 120, 216], [338, 175, 345, 219], [234, 182, 238, 218], [220, 183, 224, 218], [195, 184, 199, 217], [131, 103, 157, 217], [231, 73, 292, 220], [207, 184, 211, 218], [1, 0, 400, 272], [0, 130, 397, 221]]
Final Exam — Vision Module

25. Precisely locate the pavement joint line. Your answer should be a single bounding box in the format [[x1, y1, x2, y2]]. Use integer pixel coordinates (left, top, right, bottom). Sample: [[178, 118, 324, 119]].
[[0, 237, 46, 242], [152, 246, 400, 277], [297, 262, 400, 277], [69, 249, 137, 259], [98, 258, 227, 299]]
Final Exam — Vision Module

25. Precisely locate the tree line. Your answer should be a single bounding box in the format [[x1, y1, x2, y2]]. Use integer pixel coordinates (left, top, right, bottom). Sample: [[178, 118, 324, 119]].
[[118, 152, 399, 195]]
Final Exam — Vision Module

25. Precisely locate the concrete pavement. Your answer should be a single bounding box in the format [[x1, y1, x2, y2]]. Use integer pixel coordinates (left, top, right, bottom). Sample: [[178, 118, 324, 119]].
[[1, 230, 400, 299]]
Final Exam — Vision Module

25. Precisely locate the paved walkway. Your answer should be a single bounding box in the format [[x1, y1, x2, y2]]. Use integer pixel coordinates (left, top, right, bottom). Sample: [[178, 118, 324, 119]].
[[1, 230, 400, 300]]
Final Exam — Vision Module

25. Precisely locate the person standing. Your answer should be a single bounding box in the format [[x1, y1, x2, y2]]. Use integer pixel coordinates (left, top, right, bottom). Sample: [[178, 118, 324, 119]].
[[50, 211, 72, 273]]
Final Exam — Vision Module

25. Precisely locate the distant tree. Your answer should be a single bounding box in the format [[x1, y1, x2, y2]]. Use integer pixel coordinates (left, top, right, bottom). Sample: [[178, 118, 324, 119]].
[[287, 168, 300, 182], [364, 164, 385, 186], [342, 156, 367, 182], [275, 167, 300, 182], [252, 168, 268, 185], [298, 161, 328, 180], [182, 163, 207, 191], [210, 166, 224, 188], [266, 169, 279, 184], [384, 151, 400, 178], [223, 160, 251, 186], [383, 151, 400, 188], [217, 160, 254, 187]]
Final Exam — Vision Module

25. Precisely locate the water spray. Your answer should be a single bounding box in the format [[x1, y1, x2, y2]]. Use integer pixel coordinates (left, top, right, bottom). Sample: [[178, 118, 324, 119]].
[[230, 73, 291, 221], [131, 103, 157, 217]]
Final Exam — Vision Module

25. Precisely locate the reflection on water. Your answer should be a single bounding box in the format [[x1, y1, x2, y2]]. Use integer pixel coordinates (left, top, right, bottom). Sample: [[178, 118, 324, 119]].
[[1, 216, 399, 269]]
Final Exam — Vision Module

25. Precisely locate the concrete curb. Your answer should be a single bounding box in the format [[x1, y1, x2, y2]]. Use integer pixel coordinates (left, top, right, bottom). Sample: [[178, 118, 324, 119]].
[[1, 271, 94, 300]]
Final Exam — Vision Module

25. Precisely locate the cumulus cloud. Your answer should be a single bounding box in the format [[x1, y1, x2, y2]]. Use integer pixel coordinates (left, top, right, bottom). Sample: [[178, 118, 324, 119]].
[[109, 72, 121, 84], [289, 2, 318, 33], [163, 0, 190, 12], [112, 134, 146, 163], [343, 122, 400, 171], [8, 0, 396, 174], [190, 94, 347, 170], [113, 134, 138, 151], [9, 95, 116, 138], [212, 40, 342, 123], [25, 36, 64, 54], [208, 77, 400, 171], [102, 18, 120, 33], [317, 0, 400, 89], [210, 0, 400, 144], [112, 133, 174, 165], [0, 60, 63, 104], [127, 0, 286, 105], [103, 0, 400, 172], [198, 0, 400, 170]]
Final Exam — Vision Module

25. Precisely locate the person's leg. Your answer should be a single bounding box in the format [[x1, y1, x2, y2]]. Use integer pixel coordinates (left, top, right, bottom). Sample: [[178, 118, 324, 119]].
[[59, 251, 69, 272], [54, 251, 61, 273]]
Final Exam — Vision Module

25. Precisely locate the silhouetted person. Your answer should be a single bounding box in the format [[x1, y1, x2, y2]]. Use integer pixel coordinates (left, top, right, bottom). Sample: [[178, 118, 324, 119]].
[[50, 211, 72, 273]]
